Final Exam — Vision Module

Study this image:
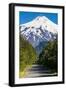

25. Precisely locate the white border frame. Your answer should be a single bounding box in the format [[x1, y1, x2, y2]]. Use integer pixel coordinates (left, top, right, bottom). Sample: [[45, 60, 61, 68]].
[[14, 6, 63, 84]]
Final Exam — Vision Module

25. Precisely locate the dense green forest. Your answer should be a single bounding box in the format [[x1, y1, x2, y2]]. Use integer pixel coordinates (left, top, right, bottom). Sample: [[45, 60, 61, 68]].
[[19, 35, 57, 77], [20, 36, 37, 72], [38, 39, 58, 73]]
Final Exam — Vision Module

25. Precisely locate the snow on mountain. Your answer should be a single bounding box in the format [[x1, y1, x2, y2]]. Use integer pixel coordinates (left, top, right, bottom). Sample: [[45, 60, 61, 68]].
[[20, 16, 58, 48]]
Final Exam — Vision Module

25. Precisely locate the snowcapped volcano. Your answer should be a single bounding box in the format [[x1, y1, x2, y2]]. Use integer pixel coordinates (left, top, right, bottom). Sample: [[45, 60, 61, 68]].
[[20, 16, 58, 48]]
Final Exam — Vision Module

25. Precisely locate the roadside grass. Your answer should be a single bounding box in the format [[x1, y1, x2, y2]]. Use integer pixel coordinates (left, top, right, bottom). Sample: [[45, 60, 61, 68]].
[[19, 65, 32, 78]]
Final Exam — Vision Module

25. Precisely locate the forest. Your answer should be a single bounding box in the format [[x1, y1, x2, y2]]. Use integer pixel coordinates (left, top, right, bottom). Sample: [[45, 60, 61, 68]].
[[38, 39, 58, 73], [19, 35, 57, 78], [19, 36, 37, 77]]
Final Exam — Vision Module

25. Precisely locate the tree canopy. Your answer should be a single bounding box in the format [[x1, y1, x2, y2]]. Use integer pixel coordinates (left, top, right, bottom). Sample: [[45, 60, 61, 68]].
[[38, 39, 58, 72], [20, 36, 37, 71]]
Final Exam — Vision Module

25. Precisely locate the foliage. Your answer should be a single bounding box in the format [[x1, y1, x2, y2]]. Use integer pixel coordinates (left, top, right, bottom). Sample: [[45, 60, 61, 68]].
[[38, 39, 58, 72], [20, 35, 37, 72]]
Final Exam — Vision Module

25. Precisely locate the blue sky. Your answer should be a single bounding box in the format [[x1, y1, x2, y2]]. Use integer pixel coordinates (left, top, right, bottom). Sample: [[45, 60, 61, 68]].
[[19, 11, 58, 25]]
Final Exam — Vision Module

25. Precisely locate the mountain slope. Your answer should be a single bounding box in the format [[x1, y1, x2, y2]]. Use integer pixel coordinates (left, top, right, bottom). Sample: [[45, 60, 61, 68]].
[[20, 16, 57, 34], [20, 16, 58, 53]]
